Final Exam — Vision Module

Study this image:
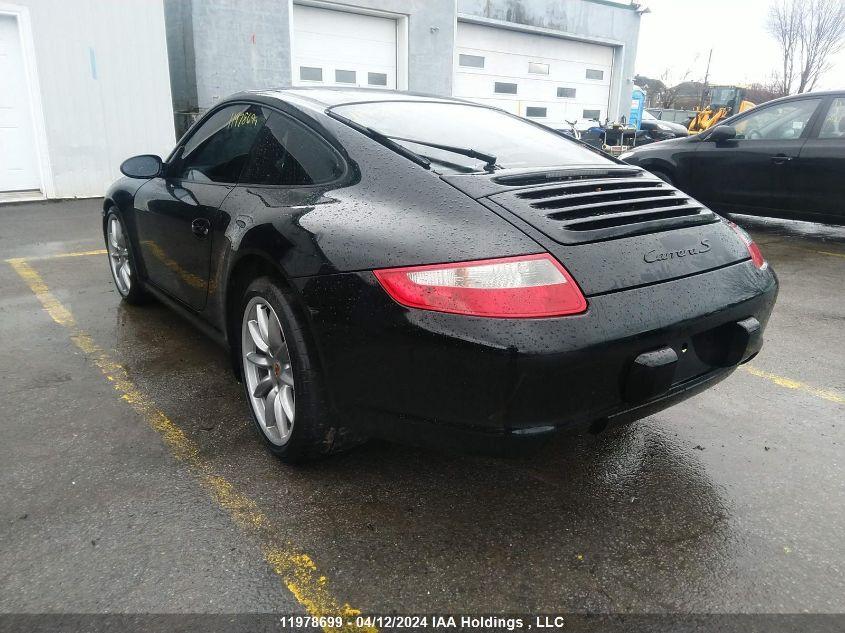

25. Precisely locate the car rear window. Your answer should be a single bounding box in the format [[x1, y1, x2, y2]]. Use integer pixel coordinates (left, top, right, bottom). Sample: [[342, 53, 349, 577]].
[[330, 101, 607, 173]]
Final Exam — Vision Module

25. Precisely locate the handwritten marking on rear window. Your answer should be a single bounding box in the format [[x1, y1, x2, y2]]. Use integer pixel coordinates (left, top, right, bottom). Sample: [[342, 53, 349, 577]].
[[228, 112, 258, 128]]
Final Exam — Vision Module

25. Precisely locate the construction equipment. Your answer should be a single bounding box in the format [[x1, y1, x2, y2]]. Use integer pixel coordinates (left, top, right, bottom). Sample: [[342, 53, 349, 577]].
[[687, 85, 755, 133]]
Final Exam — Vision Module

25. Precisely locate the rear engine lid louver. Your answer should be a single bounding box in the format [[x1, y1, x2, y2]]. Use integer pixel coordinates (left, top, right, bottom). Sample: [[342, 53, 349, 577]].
[[488, 168, 717, 244]]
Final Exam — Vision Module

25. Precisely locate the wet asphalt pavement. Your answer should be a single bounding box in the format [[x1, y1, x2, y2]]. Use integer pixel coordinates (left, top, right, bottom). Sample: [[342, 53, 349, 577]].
[[0, 199, 843, 619]]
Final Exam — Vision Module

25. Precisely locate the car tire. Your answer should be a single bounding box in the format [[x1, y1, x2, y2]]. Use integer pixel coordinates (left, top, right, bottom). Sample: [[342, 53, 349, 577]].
[[649, 169, 675, 186], [105, 209, 149, 305], [237, 276, 365, 462]]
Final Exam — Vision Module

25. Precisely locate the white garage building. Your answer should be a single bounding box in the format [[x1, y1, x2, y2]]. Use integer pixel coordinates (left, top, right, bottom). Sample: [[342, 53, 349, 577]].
[[1, 0, 641, 201], [0, 1, 175, 201], [168, 0, 641, 135]]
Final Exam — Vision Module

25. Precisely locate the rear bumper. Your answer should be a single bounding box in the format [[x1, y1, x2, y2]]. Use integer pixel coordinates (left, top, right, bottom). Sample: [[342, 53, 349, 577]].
[[345, 365, 737, 455], [295, 259, 777, 444]]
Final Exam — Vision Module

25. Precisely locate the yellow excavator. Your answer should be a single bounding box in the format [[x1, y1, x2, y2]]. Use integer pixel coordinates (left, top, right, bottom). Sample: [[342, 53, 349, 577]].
[[687, 85, 755, 133]]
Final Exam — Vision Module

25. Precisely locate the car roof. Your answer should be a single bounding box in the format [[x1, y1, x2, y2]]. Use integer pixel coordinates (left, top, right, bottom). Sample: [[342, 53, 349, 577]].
[[715, 89, 845, 128], [764, 90, 845, 103], [236, 87, 477, 110]]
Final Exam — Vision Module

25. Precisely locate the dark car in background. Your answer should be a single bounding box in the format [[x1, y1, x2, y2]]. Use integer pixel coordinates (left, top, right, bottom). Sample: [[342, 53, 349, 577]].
[[637, 110, 690, 144], [104, 88, 778, 462], [647, 108, 697, 126], [622, 91, 845, 225]]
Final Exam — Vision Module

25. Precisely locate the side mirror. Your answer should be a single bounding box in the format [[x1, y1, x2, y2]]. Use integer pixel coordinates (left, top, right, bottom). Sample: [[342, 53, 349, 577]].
[[120, 154, 163, 179], [705, 125, 737, 143]]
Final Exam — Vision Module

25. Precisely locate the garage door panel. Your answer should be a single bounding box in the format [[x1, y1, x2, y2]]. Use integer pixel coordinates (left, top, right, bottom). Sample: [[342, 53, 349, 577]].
[[458, 22, 612, 66], [295, 56, 396, 79], [295, 39, 396, 66], [455, 77, 609, 119], [293, 5, 397, 90], [508, 30, 610, 65], [458, 52, 610, 86], [454, 22, 612, 129], [296, 65, 396, 89], [456, 71, 606, 92], [295, 7, 395, 41], [0, 15, 40, 192]]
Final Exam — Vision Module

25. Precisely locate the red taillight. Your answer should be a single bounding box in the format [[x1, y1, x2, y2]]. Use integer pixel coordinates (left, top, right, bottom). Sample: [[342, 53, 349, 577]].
[[373, 253, 587, 318], [727, 221, 766, 269]]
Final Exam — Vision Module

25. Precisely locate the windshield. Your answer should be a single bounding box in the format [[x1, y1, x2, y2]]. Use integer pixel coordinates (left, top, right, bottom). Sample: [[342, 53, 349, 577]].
[[710, 87, 737, 107], [330, 101, 606, 173]]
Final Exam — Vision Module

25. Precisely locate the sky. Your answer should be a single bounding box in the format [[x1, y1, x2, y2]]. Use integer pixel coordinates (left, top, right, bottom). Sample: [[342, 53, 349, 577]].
[[631, 0, 845, 90]]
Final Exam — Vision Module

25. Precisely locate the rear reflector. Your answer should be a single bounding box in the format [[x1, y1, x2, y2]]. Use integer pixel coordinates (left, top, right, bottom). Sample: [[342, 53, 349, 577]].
[[727, 221, 766, 269], [373, 253, 587, 318]]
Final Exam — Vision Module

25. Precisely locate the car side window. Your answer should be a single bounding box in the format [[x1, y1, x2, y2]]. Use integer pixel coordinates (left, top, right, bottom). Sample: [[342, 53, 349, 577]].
[[173, 104, 267, 183], [733, 99, 821, 141], [239, 112, 343, 186], [817, 98, 845, 139]]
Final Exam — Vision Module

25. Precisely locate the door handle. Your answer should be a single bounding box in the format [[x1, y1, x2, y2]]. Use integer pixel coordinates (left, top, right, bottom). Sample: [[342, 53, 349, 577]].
[[191, 218, 210, 238], [771, 154, 793, 165]]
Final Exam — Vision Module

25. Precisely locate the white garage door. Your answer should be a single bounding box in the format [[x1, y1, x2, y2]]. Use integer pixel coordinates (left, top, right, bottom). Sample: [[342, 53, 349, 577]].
[[292, 5, 397, 89], [454, 22, 613, 130], [0, 15, 40, 193]]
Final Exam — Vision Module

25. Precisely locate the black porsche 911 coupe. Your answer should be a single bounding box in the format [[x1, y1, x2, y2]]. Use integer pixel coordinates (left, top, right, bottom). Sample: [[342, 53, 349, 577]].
[[105, 88, 778, 461]]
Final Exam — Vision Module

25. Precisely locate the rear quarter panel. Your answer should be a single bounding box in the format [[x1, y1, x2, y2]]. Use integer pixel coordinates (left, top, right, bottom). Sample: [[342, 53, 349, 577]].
[[207, 110, 543, 339]]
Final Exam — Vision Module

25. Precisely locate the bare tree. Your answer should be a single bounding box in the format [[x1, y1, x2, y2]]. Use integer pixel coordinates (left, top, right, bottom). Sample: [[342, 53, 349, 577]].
[[655, 67, 694, 109], [744, 80, 785, 104], [767, 0, 845, 94]]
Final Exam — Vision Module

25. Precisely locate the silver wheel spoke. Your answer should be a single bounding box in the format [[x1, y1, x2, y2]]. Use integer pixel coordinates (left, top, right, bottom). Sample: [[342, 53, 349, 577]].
[[252, 376, 274, 398], [247, 319, 269, 353], [275, 341, 291, 366], [279, 365, 294, 387], [274, 392, 287, 436], [119, 263, 131, 290], [280, 385, 294, 423], [256, 304, 271, 347], [246, 351, 272, 367], [263, 387, 279, 428], [277, 406, 290, 437], [266, 312, 284, 351]]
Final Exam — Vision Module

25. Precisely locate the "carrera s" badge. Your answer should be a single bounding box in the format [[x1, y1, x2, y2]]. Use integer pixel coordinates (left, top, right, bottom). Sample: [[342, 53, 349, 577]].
[[644, 239, 711, 263]]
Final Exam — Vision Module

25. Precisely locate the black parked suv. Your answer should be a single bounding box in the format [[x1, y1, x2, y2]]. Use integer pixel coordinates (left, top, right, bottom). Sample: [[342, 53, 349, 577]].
[[621, 91, 845, 224]]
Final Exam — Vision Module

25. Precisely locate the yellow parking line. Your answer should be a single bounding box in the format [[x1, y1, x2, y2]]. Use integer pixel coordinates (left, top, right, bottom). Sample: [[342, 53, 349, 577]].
[[744, 365, 844, 405], [812, 249, 845, 260], [15, 248, 108, 261], [779, 245, 845, 260], [6, 257, 373, 633]]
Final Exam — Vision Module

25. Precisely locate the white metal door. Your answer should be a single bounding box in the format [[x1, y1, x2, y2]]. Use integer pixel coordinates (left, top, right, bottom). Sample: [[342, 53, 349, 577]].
[[0, 14, 40, 192], [292, 5, 397, 89], [454, 22, 613, 130]]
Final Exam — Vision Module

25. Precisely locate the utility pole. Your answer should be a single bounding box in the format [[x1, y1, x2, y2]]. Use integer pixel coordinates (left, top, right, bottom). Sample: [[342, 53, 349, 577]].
[[699, 48, 713, 109]]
